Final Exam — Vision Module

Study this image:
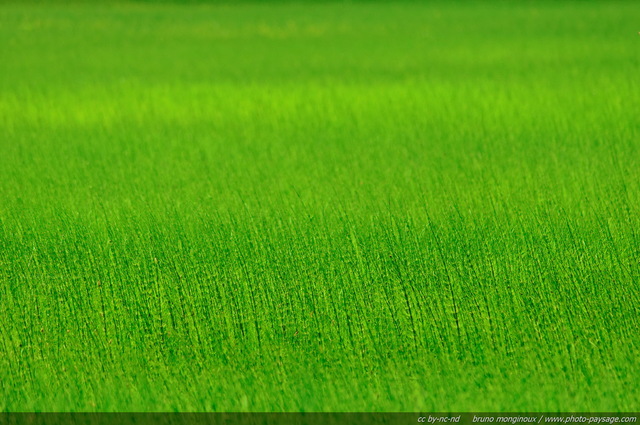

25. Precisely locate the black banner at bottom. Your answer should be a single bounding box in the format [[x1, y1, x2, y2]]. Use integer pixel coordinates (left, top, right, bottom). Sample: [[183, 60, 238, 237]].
[[0, 413, 637, 425]]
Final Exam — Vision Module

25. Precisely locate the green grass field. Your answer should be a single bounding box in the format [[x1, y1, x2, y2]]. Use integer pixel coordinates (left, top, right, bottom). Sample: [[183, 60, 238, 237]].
[[1, 0, 639, 412]]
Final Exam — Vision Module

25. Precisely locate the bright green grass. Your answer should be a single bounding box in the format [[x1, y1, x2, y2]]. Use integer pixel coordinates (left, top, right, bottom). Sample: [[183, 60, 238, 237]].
[[1, 0, 639, 412]]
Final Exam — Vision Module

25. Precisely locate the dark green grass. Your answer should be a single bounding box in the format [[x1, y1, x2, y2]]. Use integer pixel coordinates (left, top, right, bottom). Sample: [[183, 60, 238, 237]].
[[1, 0, 639, 411]]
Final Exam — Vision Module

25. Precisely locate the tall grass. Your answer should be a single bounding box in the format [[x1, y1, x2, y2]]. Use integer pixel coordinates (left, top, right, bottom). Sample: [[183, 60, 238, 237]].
[[0, 0, 639, 411]]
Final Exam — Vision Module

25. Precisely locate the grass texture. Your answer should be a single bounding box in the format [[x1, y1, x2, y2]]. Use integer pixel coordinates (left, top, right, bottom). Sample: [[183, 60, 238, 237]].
[[1, 0, 639, 412]]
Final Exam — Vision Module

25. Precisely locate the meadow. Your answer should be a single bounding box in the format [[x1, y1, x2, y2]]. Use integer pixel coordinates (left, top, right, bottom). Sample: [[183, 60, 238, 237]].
[[0, 0, 639, 412]]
